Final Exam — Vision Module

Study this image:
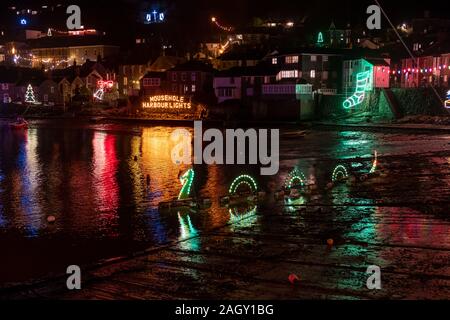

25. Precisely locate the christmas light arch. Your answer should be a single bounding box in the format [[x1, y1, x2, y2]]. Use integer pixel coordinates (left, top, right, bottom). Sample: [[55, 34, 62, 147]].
[[332, 165, 348, 182], [229, 175, 258, 195], [178, 169, 195, 200], [284, 168, 307, 190]]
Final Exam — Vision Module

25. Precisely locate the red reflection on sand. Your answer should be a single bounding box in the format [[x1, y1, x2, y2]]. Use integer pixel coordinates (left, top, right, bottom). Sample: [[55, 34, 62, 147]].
[[93, 132, 119, 217]]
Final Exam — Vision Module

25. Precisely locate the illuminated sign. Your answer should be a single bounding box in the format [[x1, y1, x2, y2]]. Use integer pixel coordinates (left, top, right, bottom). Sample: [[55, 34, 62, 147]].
[[20, 18, 27, 25], [142, 95, 192, 109], [145, 10, 165, 24], [97, 80, 114, 89], [93, 80, 115, 101], [445, 90, 450, 109]]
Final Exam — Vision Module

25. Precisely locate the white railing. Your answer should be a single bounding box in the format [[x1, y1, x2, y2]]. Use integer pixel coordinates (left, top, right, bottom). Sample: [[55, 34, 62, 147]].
[[262, 84, 296, 95], [295, 84, 312, 95], [317, 88, 337, 95]]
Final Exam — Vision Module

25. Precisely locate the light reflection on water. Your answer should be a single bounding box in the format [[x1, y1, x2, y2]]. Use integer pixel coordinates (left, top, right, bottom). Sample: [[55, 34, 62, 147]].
[[1, 122, 449, 285]]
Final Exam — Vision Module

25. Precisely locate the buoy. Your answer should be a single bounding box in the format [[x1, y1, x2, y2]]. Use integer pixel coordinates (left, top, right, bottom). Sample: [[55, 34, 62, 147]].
[[288, 274, 300, 284], [47, 215, 56, 223], [327, 239, 334, 247]]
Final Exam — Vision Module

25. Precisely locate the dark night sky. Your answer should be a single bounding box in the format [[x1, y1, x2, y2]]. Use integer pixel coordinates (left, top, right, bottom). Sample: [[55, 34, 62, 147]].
[[1, 0, 449, 47], [2, 0, 449, 25]]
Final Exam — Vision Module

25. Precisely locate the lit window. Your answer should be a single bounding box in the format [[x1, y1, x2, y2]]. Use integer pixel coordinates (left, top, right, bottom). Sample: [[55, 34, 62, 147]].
[[323, 55, 328, 62], [279, 70, 299, 79], [272, 58, 278, 65], [123, 77, 128, 85], [143, 78, 160, 87], [219, 88, 233, 97], [192, 85, 196, 92], [322, 71, 328, 80], [310, 70, 316, 78], [311, 55, 317, 62], [286, 56, 299, 64]]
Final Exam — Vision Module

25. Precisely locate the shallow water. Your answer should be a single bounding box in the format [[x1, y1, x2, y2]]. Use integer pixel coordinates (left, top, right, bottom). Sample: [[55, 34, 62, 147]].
[[1, 120, 449, 285]]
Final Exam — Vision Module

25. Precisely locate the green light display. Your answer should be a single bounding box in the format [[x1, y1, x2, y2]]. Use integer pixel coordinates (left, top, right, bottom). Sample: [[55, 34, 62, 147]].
[[229, 175, 258, 195], [332, 165, 349, 182], [178, 169, 195, 200], [369, 150, 378, 174], [284, 168, 307, 190], [317, 32, 324, 44], [343, 70, 371, 109]]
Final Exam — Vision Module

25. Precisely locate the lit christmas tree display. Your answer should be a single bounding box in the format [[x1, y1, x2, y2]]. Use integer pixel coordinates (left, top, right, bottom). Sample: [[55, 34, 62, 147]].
[[317, 32, 324, 45], [25, 84, 36, 104]]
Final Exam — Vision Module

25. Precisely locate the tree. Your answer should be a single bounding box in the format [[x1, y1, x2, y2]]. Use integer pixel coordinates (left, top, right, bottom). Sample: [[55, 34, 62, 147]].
[[25, 84, 36, 103]]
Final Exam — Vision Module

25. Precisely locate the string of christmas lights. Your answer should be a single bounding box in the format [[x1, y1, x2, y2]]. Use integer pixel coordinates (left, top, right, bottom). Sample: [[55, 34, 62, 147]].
[[390, 65, 450, 75], [211, 17, 233, 32], [12, 53, 73, 69]]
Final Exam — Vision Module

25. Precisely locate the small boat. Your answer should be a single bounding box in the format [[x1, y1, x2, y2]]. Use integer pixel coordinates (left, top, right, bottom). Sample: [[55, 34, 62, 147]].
[[220, 192, 265, 207], [158, 197, 211, 212]]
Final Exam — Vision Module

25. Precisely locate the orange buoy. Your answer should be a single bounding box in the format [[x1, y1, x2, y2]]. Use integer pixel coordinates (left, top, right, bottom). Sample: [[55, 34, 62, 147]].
[[47, 215, 56, 223]]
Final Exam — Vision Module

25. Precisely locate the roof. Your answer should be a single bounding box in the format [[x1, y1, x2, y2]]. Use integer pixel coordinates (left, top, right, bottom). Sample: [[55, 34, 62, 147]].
[[169, 60, 216, 73], [364, 58, 390, 66], [28, 35, 119, 49], [216, 64, 279, 77], [0, 66, 45, 84], [219, 47, 268, 61], [149, 56, 185, 72], [120, 47, 153, 65], [267, 46, 377, 57], [51, 61, 107, 80], [141, 71, 166, 79]]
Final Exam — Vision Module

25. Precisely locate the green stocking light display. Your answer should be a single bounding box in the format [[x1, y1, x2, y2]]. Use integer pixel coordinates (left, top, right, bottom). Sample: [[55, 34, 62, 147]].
[[343, 71, 371, 109]]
